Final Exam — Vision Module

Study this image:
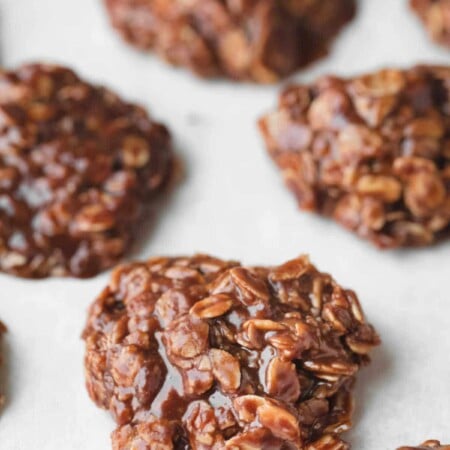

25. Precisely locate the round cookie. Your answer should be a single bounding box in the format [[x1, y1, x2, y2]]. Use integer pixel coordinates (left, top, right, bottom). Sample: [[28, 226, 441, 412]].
[[103, 0, 356, 83], [259, 65, 450, 248], [399, 441, 450, 449], [411, 0, 450, 48], [0, 64, 173, 278], [83, 254, 379, 449], [0, 320, 6, 409]]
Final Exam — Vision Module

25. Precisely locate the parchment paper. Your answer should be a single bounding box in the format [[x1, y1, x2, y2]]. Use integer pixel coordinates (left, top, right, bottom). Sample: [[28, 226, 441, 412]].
[[0, 0, 449, 448]]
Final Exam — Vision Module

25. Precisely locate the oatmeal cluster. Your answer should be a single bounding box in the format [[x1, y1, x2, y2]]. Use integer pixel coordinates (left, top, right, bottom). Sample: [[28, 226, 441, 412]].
[[0, 64, 173, 278], [104, 0, 356, 82], [411, 0, 450, 48], [399, 441, 450, 450], [259, 65, 450, 248], [0, 321, 6, 409], [83, 254, 379, 449]]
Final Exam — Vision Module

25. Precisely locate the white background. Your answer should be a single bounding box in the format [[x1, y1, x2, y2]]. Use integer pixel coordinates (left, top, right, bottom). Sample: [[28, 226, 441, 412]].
[[0, 0, 449, 448]]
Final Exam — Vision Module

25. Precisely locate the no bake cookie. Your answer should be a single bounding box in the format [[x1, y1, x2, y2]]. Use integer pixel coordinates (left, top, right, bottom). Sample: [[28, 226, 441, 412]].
[[83, 254, 379, 449], [399, 441, 450, 449], [0, 321, 6, 410], [0, 64, 173, 278], [259, 65, 450, 248], [411, 0, 450, 48], [104, 0, 356, 83]]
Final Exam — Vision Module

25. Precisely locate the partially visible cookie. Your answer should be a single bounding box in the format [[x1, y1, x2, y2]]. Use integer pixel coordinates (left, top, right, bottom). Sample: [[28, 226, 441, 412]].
[[103, 0, 356, 83], [411, 0, 450, 48], [259, 65, 450, 248], [0, 321, 6, 410], [398, 441, 450, 449], [0, 64, 174, 278], [83, 254, 379, 449]]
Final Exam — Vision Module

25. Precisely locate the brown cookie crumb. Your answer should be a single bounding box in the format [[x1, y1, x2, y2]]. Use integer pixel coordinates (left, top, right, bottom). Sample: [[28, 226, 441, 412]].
[[0, 64, 174, 278], [398, 441, 450, 449], [83, 254, 379, 449], [103, 0, 356, 83], [259, 65, 450, 248], [411, 0, 450, 48]]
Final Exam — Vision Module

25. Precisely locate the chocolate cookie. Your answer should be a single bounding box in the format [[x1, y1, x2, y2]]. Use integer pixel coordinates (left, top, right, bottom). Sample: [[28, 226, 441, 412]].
[[0, 321, 6, 410], [399, 441, 450, 449], [259, 65, 450, 248], [83, 254, 379, 449], [0, 64, 173, 278], [103, 0, 356, 83], [411, 0, 450, 48]]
